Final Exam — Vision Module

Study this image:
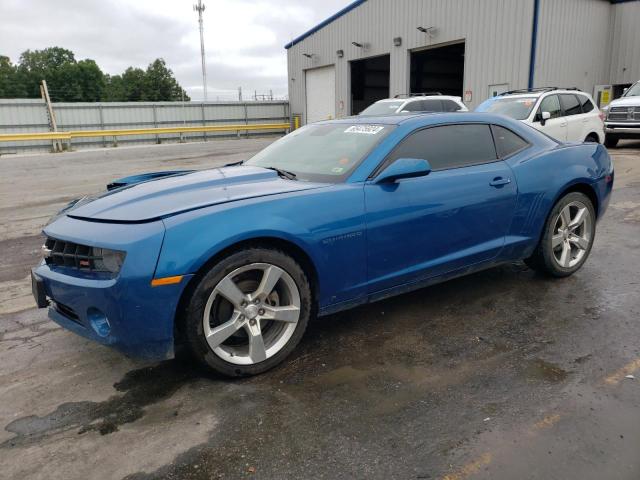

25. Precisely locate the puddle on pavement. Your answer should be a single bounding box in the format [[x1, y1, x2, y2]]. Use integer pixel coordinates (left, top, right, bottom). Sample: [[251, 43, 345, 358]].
[[1, 359, 203, 449], [524, 358, 568, 383]]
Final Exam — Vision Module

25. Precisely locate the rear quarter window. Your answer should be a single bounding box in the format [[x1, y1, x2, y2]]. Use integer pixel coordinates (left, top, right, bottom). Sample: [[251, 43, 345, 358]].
[[442, 100, 462, 112], [491, 125, 530, 158], [579, 95, 595, 113]]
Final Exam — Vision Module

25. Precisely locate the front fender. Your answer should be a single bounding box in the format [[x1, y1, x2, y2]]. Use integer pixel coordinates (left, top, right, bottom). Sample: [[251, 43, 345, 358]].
[[156, 185, 368, 308]]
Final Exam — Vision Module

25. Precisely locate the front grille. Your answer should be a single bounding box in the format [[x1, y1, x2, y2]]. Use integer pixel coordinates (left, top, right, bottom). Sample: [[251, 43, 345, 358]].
[[43, 237, 101, 271], [608, 106, 640, 122]]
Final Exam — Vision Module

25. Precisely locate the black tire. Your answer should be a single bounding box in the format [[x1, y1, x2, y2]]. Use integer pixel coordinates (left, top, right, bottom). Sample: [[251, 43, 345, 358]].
[[604, 134, 619, 148], [182, 248, 312, 377], [584, 134, 599, 143], [525, 192, 596, 277]]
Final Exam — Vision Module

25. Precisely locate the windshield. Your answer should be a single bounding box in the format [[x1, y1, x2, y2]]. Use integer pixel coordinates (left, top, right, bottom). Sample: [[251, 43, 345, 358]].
[[623, 82, 640, 97], [475, 96, 537, 120], [245, 123, 395, 183], [359, 101, 404, 116]]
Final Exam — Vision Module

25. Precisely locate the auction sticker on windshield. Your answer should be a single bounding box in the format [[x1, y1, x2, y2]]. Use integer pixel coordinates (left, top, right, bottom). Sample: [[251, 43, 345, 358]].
[[344, 125, 385, 135]]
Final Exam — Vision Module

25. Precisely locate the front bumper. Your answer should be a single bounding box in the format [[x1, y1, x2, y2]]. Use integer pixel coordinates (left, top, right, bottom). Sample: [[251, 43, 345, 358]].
[[32, 215, 192, 360], [604, 123, 640, 137]]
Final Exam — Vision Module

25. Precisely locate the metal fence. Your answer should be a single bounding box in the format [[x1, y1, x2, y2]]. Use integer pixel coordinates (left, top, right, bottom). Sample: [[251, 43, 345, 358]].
[[0, 99, 290, 153]]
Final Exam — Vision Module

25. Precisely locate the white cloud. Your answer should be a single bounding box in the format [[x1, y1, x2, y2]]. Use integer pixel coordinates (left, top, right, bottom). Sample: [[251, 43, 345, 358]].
[[0, 0, 353, 100]]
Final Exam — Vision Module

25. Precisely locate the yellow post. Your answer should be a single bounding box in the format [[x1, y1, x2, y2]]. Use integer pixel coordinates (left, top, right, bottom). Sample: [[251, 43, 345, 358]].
[[293, 115, 300, 130]]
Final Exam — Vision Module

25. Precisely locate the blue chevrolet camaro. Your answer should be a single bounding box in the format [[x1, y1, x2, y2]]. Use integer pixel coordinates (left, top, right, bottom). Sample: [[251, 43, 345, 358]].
[[32, 113, 614, 376]]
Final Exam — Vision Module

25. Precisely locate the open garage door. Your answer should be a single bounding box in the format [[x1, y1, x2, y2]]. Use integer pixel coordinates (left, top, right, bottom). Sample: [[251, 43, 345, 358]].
[[305, 65, 335, 124], [350, 55, 390, 115], [410, 42, 465, 97]]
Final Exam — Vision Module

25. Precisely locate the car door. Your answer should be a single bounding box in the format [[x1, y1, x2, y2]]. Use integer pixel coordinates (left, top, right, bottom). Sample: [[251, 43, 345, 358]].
[[559, 93, 585, 142], [363, 123, 518, 293], [533, 94, 567, 141]]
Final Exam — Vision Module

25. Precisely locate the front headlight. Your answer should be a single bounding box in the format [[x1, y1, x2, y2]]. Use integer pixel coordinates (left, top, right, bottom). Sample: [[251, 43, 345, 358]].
[[92, 247, 126, 273]]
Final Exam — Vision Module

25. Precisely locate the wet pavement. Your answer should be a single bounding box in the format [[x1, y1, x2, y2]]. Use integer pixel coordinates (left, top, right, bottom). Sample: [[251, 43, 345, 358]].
[[1, 140, 639, 479]]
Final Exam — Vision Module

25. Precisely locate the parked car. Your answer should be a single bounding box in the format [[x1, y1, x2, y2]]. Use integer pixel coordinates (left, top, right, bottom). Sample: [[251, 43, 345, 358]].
[[475, 88, 604, 143], [602, 80, 640, 148], [359, 93, 467, 116], [32, 113, 613, 376]]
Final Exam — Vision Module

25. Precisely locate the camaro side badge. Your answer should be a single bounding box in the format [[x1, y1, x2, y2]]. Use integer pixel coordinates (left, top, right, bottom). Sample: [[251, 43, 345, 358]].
[[322, 231, 363, 245]]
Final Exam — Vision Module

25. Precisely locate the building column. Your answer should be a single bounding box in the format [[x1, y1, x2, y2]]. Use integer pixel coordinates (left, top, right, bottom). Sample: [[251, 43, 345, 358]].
[[390, 46, 408, 97]]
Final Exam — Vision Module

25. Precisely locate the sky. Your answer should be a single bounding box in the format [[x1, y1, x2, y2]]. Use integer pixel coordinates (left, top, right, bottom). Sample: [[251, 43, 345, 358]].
[[0, 0, 353, 100]]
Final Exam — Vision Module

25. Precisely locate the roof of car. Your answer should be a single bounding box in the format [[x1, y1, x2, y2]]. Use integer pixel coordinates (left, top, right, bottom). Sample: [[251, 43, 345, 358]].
[[375, 96, 462, 103], [317, 111, 517, 127], [499, 89, 591, 99]]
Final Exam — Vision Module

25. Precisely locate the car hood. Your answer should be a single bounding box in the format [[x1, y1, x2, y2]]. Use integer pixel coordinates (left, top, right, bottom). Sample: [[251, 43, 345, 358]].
[[66, 166, 328, 223], [608, 96, 640, 107]]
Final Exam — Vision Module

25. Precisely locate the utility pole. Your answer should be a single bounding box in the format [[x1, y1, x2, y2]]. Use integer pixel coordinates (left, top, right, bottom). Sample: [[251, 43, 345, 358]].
[[41, 80, 62, 152], [193, 0, 208, 101]]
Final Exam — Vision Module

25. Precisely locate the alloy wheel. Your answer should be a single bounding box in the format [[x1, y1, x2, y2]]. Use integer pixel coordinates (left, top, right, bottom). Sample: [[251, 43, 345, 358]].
[[202, 263, 301, 365], [551, 201, 592, 268]]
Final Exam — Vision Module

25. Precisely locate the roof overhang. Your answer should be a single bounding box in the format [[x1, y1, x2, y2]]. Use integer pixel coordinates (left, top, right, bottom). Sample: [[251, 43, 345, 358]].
[[284, 0, 367, 50]]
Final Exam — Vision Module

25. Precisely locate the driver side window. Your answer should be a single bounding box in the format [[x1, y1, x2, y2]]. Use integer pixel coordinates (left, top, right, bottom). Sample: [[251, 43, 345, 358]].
[[380, 124, 497, 173], [535, 95, 562, 122]]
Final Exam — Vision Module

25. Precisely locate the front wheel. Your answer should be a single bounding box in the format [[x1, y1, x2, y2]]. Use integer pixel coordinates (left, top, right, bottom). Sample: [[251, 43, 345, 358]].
[[183, 248, 312, 376], [604, 134, 619, 148], [525, 192, 596, 277]]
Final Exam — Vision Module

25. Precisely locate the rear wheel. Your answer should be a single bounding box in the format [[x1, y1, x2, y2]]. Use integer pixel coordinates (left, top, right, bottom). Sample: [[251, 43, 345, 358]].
[[525, 192, 596, 277], [604, 134, 619, 148], [183, 248, 311, 376], [584, 134, 599, 143]]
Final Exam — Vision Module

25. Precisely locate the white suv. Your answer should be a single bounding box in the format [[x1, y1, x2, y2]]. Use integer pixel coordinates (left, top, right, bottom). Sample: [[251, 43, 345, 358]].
[[476, 88, 604, 143], [359, 93, 468, 116], [602, 80, 640, 148]]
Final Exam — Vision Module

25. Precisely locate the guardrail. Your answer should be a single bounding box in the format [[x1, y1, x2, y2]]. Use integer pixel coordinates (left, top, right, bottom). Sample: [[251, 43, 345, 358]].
[[0, 121, 296, 144]]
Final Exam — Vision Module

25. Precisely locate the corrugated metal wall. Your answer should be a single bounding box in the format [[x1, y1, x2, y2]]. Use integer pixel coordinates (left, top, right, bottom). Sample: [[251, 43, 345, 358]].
[[287, 0, 640, 124], [0, 99, 290, 153], [534, 0, 612, 92], [288, 0, 535, 123], [609, 1, 640, 84]]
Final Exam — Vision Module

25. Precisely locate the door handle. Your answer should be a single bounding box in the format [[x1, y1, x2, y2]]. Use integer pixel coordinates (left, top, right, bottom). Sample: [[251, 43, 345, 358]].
[[490, 177, 511, 187]]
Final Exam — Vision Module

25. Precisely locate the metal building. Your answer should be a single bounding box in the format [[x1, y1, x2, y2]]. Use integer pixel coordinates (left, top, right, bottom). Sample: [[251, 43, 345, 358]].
[[286, 0, 640, 124]]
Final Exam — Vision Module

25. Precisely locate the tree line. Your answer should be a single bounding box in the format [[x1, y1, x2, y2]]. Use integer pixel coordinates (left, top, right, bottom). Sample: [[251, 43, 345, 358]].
[[0, 47, 190, 102]]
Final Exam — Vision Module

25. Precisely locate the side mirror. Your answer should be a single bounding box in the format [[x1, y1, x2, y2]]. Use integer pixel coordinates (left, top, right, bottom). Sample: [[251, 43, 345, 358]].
[[623, 87, 629, 95], [540, 111, 551, 126], [375, 158, 432, 184]]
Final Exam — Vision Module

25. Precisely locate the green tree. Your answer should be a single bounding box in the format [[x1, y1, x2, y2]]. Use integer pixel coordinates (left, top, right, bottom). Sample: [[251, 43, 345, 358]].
[[17, 47, 77, 100], [75, 59, 105, 102], [0, 56, 26, 98], [142, 59, 190, 101], [0, 48, 189, 102], [104, 74, 125, 102], [121, 67, 146, 101]]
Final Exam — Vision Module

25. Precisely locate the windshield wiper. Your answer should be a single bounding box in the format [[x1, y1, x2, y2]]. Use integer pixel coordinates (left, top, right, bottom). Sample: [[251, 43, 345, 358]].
[[263, 166, 297, 180]]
